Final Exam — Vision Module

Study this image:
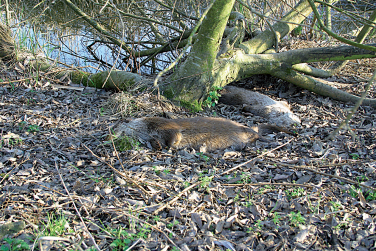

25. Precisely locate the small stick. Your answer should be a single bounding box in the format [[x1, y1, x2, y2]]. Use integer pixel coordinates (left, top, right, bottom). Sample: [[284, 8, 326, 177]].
[[0, 158, 29, 185], [222, 182, 314, 188], [153, 181, 201, 215], [289, 164, 376, 192], [251, 159, 376, 191], [82, 144, 150, 198], [217, 138, 293, 177], [55, 162, 100, 251], [109, 127, 127, 173]]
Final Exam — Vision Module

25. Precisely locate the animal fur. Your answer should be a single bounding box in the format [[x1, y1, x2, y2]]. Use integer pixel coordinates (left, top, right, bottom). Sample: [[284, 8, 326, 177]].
[[112, 117, 292, 151], [219, 86, 301, 127]]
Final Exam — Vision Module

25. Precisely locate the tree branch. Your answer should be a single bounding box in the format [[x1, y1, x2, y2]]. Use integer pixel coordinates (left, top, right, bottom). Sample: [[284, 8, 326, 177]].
[[63, 0, 134, 54], [275, 43, 376, 65], [239, 0, 320, 54], [271, 69, 376, 107]]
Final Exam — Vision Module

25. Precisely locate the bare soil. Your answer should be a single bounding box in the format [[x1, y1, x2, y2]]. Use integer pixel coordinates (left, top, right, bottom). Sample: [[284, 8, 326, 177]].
[[1, 41, 376, 250]]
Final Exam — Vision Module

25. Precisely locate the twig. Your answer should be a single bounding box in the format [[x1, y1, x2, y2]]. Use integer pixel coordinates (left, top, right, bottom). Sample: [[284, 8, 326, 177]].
[[327, 69, 376, 140], [153, 0, 199, 20], [307, 0, 376, 52], [236, 0, 317, 32], [37, 236, 74, 251], [125, 238, 142, 251], [29, 181, 67, 197], [273, 160, 372, 169], [55, 162, 100, 251], [58, 118, 81, 128], [287, 163, 376, 192], [0, 158, 29, 185], [0, 77, 35, 85], [245, 0, 279, 51], [82, 144, 150, 197], [217, 138, 294, 177], [62, 0, 133, 53], [108, 127, 127, 173], [4, 0, 10, 26], [265, 159, 376, 190], [222, 182, 314, 188], [153, 181, 201, 215]]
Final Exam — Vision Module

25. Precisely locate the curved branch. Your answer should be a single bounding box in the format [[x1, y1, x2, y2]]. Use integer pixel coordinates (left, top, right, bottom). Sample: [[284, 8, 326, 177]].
[[271, 69, 376, 107], [315, 0, 376, 27], [63, 0, 134, 54], [293, 9, 376, 78], [112, 6, 183, 33], [124, 28, 198, 60], [128, 35, 192, 60], [329, 8, 376, 74], [135, 5, 166, 43], [242, 0, 279, 51], [291, 63, 332, 78], [153, 0, 199, 21], [307, 0, 376, 52], [239, 0, 319, 54]]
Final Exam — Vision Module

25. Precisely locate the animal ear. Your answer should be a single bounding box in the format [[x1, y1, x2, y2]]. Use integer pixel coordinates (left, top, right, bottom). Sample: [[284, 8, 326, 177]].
[[165, 131, 181, 148]]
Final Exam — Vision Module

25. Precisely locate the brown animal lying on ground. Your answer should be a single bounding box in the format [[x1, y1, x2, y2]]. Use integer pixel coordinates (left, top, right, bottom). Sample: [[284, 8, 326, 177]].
[[219, 86, 301, 127], [112, 117, 293, 151]]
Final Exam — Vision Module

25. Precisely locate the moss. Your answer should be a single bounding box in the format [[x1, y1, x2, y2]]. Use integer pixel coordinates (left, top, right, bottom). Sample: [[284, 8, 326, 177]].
[[88, 71, 140, 90], [113, 135, 140, 151], [70, 70, 91, 86], [179, 99, 202, 113], [161, 86, 203, 112], [163, 88, 175, 99], [87, 73, 104, 88], [120, 79, 136, 90]]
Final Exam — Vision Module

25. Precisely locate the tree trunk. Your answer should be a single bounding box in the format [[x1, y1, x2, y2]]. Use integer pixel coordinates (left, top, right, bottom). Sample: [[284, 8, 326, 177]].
[[161, 0, 235, 106], [161, 0, 317, 106]]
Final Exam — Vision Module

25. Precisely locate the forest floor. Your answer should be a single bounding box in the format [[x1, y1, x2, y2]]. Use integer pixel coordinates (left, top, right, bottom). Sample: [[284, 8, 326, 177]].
[[1, 38, 376, 250]]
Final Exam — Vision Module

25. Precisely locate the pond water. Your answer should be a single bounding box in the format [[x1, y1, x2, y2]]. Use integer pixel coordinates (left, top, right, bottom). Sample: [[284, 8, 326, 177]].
[[12, 1, 125, 73]]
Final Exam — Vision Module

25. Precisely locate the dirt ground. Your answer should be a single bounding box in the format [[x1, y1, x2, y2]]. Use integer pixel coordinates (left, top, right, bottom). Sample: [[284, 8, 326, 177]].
[[1, 40, 376, 250]]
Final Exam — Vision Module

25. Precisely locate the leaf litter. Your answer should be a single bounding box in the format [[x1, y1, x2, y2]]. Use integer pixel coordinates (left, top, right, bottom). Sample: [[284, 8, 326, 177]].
[[1, 48, 376, 250]]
